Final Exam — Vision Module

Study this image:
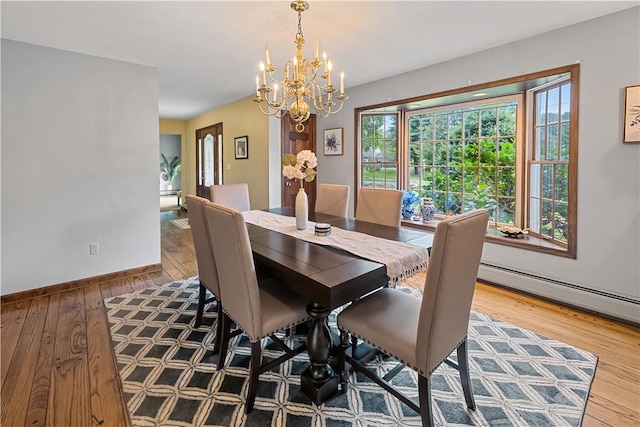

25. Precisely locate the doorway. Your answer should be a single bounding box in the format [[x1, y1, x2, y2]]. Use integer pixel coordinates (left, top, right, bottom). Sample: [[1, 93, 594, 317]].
[[281, 113, 317, 212], [195, 123, 223, 200], [159, 133, 182, 211]]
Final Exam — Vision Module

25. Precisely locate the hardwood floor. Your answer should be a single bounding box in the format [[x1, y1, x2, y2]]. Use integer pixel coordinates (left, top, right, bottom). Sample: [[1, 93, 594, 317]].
[[1, 209, 639, 426]]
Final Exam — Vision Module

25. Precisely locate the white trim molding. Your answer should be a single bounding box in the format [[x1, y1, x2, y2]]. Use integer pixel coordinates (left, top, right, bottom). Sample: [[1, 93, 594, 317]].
[[478, 263, 640, 325]]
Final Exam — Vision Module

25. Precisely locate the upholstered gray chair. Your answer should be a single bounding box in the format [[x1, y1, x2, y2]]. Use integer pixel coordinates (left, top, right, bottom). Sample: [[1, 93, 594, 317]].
[[355, 188, 403, 228], [315, 183, 350, 217], [337, 209, 489, 427], [209, 183, 251, 211], [185, 195, 223, 352], [203, 202, 310, 413]]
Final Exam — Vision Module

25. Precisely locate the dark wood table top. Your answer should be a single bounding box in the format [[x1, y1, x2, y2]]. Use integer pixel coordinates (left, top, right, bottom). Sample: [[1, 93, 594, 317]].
[[247, 208, 433, 310]]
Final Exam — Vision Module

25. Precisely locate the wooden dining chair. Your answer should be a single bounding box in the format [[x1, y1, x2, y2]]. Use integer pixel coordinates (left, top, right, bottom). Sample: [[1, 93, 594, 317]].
[[315, 183, 350, 217], [355, 188, 403, 228], [185, 195, 223, 351], [203, 202, 310, 413], [337, 209, 489, 427], [209, 183, 251, 211]]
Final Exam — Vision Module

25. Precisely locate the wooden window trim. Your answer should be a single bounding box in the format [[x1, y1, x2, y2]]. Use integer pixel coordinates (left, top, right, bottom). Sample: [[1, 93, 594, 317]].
[[354, 64, 580, 259]]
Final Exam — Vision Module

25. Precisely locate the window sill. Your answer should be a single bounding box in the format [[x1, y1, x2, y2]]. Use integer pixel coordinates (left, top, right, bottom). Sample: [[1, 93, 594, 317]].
[[402, 218, 575, 259]]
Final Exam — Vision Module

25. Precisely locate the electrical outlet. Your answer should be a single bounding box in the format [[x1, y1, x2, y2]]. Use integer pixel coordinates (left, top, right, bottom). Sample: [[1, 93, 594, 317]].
[[89, 242, 99, 255]]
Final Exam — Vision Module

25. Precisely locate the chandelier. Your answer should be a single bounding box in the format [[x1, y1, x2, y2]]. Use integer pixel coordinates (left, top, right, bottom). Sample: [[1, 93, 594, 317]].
[[253, 1, 348, 132]]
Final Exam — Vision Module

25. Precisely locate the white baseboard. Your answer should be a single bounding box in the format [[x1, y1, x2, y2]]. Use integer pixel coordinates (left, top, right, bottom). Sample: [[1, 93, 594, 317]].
[[478, 263, 640, 325]]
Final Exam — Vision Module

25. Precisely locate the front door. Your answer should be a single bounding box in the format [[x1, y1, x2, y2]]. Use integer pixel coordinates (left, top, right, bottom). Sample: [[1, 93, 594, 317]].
[[281, 113, 317, 212], [195, 123, 223, 200]]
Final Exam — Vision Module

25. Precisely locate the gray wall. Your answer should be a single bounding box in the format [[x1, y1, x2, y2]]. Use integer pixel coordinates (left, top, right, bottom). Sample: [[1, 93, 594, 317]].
[[160, 133, 182, 190], [1, 40, 161, 295], [316, 8, 640, 319]]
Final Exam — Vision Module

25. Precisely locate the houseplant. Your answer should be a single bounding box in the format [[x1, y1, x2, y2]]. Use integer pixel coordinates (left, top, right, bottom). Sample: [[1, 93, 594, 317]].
[[160, 154, 181, 190]]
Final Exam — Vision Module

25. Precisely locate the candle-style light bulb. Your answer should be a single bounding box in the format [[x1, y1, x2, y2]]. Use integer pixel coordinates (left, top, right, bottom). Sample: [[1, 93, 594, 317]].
[[273, 83, 278, 102], [314, 41, 319, 61], [327, 60, 333, 86], [255, 74, 260, 96], [322, 51, 327, 73], [340, 71, 344, 95], [265, 46, 271, 66], [259, 61, 266, 85]]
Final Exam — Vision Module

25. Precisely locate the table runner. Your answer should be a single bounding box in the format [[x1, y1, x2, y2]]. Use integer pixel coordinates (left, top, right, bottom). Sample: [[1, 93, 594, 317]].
[[242, 210, 429, 284]]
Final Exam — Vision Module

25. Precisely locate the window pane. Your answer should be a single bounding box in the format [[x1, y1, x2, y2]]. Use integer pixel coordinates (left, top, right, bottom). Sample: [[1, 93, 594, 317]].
[[480, 109, 497, 137], [449, 167, 462, 193], [384, 115, 397, 138], [464, 140, 479, 166], [547, 87, 560, 124], [498, 106, 516, 136], [529, 197, 540, 233], [497, 168, 515, 197], [560, 83, 571, 122], [542, 164, 553, 199], [497, 138, 516, 166], [463, 168, 478, 192], [555, 164, 568, 203], [542, 200, 553, 238], [433, 191, 446, 215], [464, 111, 479, 138], [421, 167, 434, 192], [434, 142, 447, 165], [422, 142, 434, 163], [536, 92, 547, 125], [383, 165, 397, 188], [529, 163, 540, 199], [434, 115, 448, 140], [479, 167, 495, 188], [535, 127, 545, 160], [560, 122, 570, 160], [449, 140, 462, 165], [547, 124, 559, 160], [383, 139, 397, 162], [480, 139, 497, 165], [556, 202, 569, 243], [498, 197, 515, 224], [446, 192, 462, 215], [423, 116, 433, 141], [449, 113, 463, 139]]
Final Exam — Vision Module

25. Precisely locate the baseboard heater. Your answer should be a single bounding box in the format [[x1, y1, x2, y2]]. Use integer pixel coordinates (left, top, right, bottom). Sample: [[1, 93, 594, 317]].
[[478, 262, 640, 325]]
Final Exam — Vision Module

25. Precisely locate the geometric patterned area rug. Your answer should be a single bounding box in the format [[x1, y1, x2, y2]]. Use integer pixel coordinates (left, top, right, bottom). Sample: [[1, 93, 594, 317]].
[[170, 218, 190, 229], [105, 277, 597, 426]]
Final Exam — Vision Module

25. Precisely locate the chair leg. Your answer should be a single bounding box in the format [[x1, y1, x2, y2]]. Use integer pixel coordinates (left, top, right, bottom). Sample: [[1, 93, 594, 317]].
[[245, 341, 262, 414], [338, 330, 349, 392], [418, 375, 434, 427], [217, 313, 231, 370], [457, 339, 476, 410], [194, 284, 206, 328], [212, 302, 224, 355]]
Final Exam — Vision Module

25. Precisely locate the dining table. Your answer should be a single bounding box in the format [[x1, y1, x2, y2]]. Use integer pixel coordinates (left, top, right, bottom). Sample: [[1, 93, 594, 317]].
[[243, 207, 433, 405]]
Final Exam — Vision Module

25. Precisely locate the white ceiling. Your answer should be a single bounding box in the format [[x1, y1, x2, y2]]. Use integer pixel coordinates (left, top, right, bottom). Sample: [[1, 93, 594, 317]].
[[2, 1, 637, 120]]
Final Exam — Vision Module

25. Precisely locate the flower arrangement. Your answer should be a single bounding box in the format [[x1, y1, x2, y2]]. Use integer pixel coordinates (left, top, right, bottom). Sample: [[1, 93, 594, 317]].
[[282, 149, 317, 186]]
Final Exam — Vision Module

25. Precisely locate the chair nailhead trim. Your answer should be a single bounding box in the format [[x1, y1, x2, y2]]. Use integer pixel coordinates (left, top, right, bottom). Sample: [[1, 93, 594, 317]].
[[223, 309, 310, 343], [338, 327, 466, 377]]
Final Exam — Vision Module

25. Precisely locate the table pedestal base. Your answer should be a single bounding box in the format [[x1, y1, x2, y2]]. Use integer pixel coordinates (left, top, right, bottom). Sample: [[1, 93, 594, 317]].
[[301, 302, 339, 405], [301, 368, 339, 405]]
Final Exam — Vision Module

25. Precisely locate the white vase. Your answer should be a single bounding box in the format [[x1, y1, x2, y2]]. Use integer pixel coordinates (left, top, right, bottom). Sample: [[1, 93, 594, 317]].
[[295, 186, 308, 230]]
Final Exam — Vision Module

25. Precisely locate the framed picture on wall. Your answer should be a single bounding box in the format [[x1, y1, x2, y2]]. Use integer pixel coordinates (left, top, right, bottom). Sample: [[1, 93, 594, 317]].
[[234, 135, 249, 159], [623, 85, 640, 143], [323, 127, 343, 155]]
